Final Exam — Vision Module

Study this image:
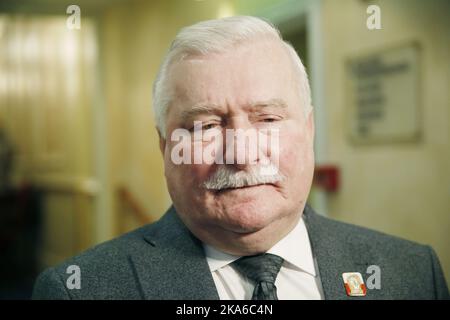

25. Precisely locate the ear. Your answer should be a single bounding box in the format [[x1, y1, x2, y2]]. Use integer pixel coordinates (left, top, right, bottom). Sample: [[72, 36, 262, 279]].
[[157, 128, 166, 155]]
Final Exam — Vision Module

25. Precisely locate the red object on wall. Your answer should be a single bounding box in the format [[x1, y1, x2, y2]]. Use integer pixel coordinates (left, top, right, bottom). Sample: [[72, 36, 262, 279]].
[[313, 165, 339, 192]]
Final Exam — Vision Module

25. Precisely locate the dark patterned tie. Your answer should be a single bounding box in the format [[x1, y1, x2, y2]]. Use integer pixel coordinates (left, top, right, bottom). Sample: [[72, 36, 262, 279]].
[[232, 253, 284, 300]]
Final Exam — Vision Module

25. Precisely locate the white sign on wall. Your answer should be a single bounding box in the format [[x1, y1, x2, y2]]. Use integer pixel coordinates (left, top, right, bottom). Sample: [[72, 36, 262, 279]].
[[346, 43, 421, 144]]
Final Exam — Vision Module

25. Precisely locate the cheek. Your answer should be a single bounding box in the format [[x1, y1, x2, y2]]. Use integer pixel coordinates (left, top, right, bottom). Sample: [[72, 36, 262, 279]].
[[165, 163, 208, 209], [187, 163, 213, 184], [165, 156, 212, 188], [278, 129, 313, 178], [164, 135, 218, 183]]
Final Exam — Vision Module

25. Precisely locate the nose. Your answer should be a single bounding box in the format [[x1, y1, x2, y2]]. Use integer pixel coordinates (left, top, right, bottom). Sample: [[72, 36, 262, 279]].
[[223, 116, 261, 170]]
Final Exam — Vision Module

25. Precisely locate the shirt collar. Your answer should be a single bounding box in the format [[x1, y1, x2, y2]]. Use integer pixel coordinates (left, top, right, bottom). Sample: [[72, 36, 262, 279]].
[[203, 244, 240, 272], [203, 215, 317, 276]]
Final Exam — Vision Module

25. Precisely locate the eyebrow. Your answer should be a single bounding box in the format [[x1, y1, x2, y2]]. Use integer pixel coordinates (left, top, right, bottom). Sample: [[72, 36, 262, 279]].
[[181, 103, 223, 120], [181, 98, 288, 120], [247, 98, 288, 109]]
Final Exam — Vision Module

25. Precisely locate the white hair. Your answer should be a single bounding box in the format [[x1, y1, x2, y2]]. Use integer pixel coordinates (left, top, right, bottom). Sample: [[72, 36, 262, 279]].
[[152, 16, 312, 138]]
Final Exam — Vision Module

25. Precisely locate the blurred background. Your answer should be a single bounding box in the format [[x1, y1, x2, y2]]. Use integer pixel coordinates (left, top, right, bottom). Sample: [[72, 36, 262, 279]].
[[0, 0, 449, 299]]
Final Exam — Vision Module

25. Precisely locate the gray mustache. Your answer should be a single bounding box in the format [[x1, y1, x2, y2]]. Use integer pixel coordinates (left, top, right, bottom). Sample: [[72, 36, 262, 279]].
[[203, 164, 285, 190]]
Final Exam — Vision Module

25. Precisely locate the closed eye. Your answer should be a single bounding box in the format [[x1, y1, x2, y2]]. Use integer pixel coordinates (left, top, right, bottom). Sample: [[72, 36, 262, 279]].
[[188, 121, 221, 132], [258, 115, 282, 123], [203, 123, 219, 130]]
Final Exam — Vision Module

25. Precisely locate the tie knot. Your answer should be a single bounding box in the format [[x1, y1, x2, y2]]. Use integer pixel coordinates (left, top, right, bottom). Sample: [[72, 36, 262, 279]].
[[233, 253, 284, 284]]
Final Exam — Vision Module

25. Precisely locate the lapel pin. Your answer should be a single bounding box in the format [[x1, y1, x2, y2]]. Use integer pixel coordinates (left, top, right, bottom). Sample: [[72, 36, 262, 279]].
[[342, 272, 367, 297]]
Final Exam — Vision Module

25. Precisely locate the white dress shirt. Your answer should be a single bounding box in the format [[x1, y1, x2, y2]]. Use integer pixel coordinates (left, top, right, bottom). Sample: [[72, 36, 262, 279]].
[[203, 216, 324, 300]]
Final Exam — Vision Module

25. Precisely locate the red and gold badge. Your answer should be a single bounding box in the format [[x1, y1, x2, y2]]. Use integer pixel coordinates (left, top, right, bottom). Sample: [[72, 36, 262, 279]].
[[342, 272, 367, 297]]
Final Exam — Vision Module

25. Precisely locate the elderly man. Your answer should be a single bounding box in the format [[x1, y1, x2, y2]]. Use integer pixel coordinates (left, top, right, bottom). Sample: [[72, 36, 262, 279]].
[[33, 16, 448, 300]]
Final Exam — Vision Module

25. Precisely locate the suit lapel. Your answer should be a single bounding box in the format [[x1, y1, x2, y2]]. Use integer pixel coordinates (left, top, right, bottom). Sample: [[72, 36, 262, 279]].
[[129, 206, 219, 300], [129, 204, 375, 300], [303, 205, 372, 300]]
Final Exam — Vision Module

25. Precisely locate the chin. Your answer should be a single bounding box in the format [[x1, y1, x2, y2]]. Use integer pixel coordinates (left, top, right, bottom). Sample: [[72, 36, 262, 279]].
[[219, 201, 278, 233]]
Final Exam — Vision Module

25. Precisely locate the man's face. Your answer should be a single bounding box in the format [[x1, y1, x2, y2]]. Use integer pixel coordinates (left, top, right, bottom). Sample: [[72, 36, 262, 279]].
[[160, 39, 315, 255]]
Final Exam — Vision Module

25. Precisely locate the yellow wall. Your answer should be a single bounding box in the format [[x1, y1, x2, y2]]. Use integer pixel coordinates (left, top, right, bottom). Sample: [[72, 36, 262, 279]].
[[321, 0, 450, 280], [0, 16, 99, 266]]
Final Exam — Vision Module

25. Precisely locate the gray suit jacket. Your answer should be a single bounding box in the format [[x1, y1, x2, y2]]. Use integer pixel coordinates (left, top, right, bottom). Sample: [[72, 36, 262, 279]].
[[32, 205, 449, 299]]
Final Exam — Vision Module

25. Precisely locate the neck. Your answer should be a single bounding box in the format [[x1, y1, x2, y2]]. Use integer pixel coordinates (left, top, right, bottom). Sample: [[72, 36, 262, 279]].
[[197, 210, 302, 256]]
